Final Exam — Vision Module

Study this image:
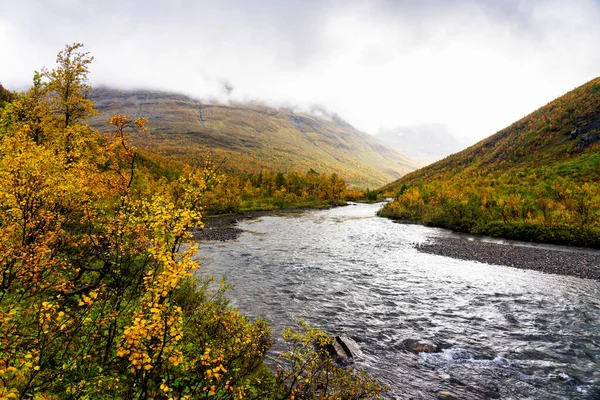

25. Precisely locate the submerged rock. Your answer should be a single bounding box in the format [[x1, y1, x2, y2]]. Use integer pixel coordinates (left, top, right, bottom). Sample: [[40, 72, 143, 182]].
[[402, 338, 441, 354], [436, 390, 460, 400]]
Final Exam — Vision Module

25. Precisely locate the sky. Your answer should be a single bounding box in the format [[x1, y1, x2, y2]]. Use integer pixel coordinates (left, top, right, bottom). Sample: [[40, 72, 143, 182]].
[[1, 0, 600, 145]]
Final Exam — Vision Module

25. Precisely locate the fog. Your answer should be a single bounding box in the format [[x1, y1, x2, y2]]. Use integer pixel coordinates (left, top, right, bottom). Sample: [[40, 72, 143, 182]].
[[2, 0, 600, 144]]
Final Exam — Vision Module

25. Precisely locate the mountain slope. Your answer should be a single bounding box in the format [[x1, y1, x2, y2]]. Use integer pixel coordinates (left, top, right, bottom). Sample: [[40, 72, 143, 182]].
[[89, 88, 420, 188], [380, 77, 600, 247]]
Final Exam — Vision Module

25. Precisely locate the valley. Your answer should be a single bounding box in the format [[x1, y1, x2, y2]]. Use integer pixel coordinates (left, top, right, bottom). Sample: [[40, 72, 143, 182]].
[[2, 36, 600, 400]]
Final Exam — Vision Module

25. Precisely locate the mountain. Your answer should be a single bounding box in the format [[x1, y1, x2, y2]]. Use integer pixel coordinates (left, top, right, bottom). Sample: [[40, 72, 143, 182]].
[[379, 77, 600, 247], [0, 84, 12, 107], [376, 124, 464, 164], [88, 88, 420, 188]]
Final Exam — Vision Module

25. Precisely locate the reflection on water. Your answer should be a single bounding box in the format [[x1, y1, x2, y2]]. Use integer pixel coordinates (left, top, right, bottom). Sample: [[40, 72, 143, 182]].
[[195, 203, 600, 399]]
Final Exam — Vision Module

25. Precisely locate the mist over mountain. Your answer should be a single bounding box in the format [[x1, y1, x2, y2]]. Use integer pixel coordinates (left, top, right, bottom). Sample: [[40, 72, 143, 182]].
[[376, 124, 465, 164], [89, 87, 421, 188]]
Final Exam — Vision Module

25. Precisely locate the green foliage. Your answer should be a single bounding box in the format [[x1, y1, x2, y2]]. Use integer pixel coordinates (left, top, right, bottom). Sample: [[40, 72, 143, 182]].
[[365, 188, 378, 201], [380, 175, 600, 247], [203, 169, 347, 214], [0, 84, 12, 108], [273, 320, 388, 399]]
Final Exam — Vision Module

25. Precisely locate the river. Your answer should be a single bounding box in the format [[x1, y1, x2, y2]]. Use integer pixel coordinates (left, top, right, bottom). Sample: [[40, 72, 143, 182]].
[[194, 202, 600, 399]]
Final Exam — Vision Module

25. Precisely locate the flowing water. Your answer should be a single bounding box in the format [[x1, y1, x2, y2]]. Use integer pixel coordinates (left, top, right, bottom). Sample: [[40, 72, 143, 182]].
[[194, 203, 600, 399]]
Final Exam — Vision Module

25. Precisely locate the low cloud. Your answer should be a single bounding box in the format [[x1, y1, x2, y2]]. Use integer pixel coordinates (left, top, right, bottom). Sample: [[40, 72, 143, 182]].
[[2, 0, 599, 144]]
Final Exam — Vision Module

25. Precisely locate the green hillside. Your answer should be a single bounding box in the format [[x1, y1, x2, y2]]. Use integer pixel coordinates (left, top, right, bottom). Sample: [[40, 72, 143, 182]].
[[380, 77, 600, 247], [89, 88, 420, 188], [0, 83, 12, 107]]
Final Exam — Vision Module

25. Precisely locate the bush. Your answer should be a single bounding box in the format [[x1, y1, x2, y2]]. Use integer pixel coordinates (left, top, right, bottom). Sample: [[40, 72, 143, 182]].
[[273, 321, 388, 399]]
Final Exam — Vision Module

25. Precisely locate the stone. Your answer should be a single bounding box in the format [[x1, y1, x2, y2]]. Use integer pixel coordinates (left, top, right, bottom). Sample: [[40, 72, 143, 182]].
[[329, 339, 348, 360], [401, 338, 441, 354], [575, 132, 600, 151], [570, 128, 579, 138], [322, 335, 361, 366], [436, 390, 460, 400], [335, 335, 361, 358]]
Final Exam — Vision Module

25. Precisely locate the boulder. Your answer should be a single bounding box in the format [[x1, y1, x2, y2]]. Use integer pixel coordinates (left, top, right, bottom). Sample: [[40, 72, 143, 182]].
[[576, 132, 600, 151], [323, 335, 361, 365], [329, 340, 348, 360], [570, 128, 579, 138], [335, 335, 361, 358]]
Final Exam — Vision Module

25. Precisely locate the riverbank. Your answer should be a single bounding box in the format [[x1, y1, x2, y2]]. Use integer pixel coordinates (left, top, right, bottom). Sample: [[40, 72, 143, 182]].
[[379, 206, 600, 249], [417, 236, 600, 281], [192, 206, 339, 241]]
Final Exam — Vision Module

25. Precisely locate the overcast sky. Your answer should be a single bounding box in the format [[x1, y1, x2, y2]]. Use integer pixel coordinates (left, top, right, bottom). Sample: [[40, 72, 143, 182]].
[[2, 0, 599, 144]]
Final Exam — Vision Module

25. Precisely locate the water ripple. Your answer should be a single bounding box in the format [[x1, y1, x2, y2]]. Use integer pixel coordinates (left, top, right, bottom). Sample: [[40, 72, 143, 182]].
[[195, 203, 600, 399]]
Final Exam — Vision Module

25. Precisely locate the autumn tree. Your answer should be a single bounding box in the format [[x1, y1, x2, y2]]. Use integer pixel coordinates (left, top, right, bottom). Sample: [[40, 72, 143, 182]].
[[42, 42, 96, 128], [0, 72, 55, 145], [0, 44, 385, 399]]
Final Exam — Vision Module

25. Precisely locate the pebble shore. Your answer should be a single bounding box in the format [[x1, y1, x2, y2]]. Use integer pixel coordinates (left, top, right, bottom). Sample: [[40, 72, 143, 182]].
[[191, 214, 247, 241], [416, 237, 600, 281]]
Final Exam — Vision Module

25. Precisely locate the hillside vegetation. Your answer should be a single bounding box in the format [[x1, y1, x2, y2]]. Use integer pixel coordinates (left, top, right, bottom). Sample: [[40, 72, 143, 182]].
[[0, 84, 12, 107], [380, 77, 600, 247], [89, 88, 420, 189]]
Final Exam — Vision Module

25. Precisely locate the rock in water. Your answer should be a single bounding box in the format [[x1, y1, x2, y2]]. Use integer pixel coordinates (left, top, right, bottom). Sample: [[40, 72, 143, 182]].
[[335, 335, 362, 358], [323, 335, 362, 365], [401, 338, 441, 354], [436, 390, 460, 400], [330, 340, 348, 360]]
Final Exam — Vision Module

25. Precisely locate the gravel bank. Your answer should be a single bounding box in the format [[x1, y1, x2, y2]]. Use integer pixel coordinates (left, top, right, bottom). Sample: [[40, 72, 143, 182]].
[[416, 237, 600, 281], [191, 208, 324, 241], [190, 214, 249, 241]]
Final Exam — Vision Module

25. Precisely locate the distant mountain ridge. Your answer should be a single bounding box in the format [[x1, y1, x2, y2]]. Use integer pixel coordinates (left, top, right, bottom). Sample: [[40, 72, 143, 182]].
[[376, 124, 464, 164], [382, 77, 600, 193], [89, 88, 420, 188]]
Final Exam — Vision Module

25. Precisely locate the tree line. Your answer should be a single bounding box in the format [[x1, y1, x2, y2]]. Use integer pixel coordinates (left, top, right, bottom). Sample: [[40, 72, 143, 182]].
[[380, 171, 600, 247]]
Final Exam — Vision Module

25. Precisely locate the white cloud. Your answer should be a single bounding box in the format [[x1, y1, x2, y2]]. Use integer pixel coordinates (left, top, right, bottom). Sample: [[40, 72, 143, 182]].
[[1, 0, 599, 144]]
